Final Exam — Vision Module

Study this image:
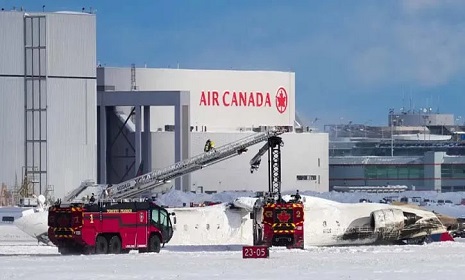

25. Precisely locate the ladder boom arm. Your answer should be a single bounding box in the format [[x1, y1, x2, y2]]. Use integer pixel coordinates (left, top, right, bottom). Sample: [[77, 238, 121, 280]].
[[249, 142, 269, 173], [248, 136, 284, 195], [104, 128, 284, 200]]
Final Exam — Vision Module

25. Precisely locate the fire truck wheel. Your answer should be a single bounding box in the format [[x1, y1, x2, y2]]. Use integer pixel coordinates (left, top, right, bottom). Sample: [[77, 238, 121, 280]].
[[148, 235, 161, 253], [108, 235, 122, 254], [58, 247, 79, 255], [95, 235, 109, 254]]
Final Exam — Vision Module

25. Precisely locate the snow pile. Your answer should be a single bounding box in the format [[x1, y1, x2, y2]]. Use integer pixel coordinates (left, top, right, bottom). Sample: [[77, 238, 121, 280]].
[[156, 190, 254, 207]]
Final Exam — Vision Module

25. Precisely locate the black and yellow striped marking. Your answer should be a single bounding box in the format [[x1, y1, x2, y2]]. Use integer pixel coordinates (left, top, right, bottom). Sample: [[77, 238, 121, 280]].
[[53, 227, 74, 238]]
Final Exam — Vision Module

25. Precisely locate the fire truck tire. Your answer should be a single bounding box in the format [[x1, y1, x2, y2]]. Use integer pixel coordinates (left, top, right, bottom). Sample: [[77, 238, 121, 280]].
[[95, 235, 109, 254], [108, 235, 122, 254], [148, 235, 161, 253], [254, 229, 263, 245], [58, 247, 79, 255]]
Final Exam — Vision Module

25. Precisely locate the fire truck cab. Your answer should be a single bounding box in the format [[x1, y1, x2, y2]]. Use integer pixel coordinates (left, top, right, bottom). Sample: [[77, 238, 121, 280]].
[[48, 200, 174, 255], [252, 197, 304, 249]]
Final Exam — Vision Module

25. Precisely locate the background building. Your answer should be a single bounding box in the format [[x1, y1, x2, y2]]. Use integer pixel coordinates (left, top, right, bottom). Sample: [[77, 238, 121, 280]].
[[0, 11, 97, 200], [330, 152, 465, 192], [327, 110, 465, 192], [98, 67, 296, 130], [98, 67, 329, 193]]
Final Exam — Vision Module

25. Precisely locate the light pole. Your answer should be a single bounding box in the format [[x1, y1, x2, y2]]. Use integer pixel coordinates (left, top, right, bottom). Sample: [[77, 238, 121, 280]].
[[310, 117, 319, 132], [422, 115, 429, 141], [390, 120, 394, 157], [335, 117, 343, 139], [363, 120, 372, 138], [391, 116, 401, 156], [389, 109, 394, 157], [347, 120, 353, 138]]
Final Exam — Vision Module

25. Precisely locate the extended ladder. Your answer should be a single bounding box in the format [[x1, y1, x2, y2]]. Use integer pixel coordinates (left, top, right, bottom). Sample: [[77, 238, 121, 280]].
[[103, 128, 284, 200]]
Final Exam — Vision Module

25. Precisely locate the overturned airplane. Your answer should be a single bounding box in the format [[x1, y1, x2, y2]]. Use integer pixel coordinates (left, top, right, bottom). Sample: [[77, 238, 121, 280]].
[[14, 194, 453, 248]]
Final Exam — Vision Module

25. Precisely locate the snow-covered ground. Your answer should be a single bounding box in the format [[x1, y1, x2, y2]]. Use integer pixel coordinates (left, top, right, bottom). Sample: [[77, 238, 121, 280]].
[[0, 241, 464, 279], [1, 190, 465, 279]]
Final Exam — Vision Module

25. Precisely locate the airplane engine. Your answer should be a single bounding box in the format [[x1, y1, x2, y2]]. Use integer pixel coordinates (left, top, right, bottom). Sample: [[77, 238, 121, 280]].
[[370, 209, 405, 240]]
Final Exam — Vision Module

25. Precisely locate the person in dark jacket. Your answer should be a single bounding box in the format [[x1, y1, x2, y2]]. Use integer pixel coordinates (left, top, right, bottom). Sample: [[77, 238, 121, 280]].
[[276, 194, 286, 204], [294, 190, 301, 201], [89, 193, 95, 203]]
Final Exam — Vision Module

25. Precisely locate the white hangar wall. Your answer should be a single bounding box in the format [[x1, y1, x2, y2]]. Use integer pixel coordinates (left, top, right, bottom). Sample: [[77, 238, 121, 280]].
[[98, 67, 295, 131], [0, 11, 97, 200], [46, 13, 97, 199], [46, 78, 97, 199], [0, 77, 24, 191], [0, 12, 27, 196], [149, 131, 329, 193]]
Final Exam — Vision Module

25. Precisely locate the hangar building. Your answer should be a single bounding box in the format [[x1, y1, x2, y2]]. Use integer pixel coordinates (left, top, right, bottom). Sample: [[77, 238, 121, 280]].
[[0, 11, 96, 200], [0, 10, 328, 200], [98, 67, 328, 194]]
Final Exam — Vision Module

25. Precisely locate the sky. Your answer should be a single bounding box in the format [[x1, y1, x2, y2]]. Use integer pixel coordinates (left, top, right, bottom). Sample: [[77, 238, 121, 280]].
[[3, 0, 465, 127]]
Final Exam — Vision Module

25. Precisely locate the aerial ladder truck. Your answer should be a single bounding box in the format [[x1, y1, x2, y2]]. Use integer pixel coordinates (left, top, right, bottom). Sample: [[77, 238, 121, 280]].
[[47, 127, 285, 254], [249, 135, 305, 249]]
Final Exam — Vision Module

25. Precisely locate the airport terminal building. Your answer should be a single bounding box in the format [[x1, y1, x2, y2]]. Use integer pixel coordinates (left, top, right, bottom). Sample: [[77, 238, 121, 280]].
[[328, 110, 465, 192]]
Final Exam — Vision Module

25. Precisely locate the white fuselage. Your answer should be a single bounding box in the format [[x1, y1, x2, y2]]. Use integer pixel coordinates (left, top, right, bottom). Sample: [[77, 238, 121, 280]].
[[13, 195, 447, 247]]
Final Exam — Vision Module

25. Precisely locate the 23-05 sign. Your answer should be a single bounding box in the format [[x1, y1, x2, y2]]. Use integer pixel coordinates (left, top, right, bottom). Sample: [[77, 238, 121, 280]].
[[242, 246, 269, 259]]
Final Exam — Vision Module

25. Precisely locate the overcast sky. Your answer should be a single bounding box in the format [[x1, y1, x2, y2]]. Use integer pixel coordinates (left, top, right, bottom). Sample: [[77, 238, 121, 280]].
[[6, 0, 465, 127]]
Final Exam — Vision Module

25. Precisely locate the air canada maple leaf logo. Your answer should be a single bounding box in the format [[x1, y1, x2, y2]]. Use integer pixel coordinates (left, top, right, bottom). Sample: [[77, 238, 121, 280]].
[[277, 210, 291, 223], [275, 87, 288, 114]]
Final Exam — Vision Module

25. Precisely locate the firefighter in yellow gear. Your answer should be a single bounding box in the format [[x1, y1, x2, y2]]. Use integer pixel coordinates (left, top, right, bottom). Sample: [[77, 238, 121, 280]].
[[204, 139, 215, 152]]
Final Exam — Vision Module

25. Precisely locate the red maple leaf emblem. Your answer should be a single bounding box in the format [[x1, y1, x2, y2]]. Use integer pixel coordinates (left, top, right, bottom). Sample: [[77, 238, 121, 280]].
[[277, 210, 291, 223], [275, 87, 288, 114]]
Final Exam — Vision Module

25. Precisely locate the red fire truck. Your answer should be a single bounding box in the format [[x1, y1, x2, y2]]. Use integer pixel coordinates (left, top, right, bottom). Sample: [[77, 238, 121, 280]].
[[249, 136, 305, 249], [48, 201, 174, 254], [260, 202, 304, 248], [47, 128, 286, 255]]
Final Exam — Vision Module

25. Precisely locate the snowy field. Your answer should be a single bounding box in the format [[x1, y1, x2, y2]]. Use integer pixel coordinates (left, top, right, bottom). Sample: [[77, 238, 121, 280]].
[[2, 190, 465, 279], [0, 241, 465, 279]]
